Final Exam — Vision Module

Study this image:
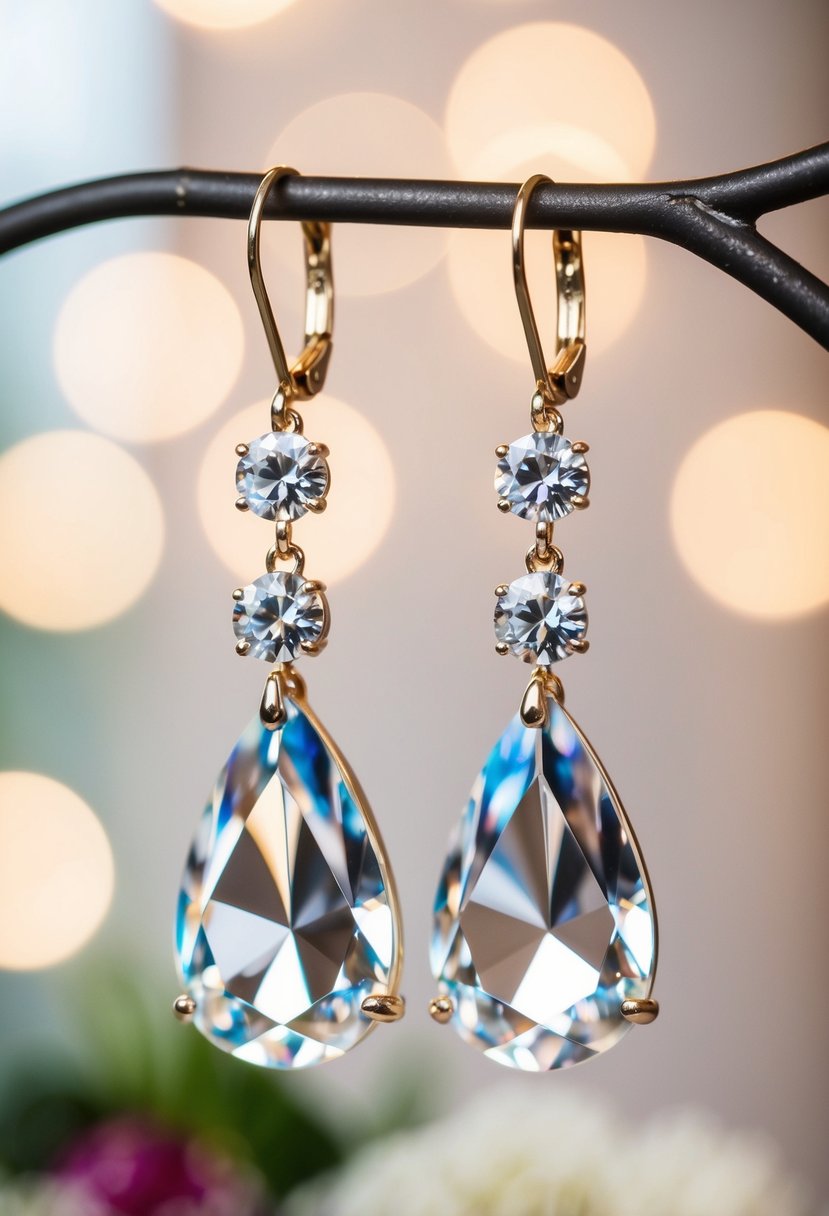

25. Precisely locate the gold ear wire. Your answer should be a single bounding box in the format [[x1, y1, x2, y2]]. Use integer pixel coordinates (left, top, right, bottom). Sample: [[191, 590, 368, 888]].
[[247, 165, 334, 403], [511, 174, 586, 413]]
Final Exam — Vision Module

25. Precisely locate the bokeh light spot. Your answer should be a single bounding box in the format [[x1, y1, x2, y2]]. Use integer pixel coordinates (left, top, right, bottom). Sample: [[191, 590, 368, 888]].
[[55, 253, 243, 443], [671, 411, 829, 619], [264, 94, 452, 297], [444, 61, 649, 362], [0, 772, 114, 970], [153, 0, 299, 30], [446, 24, 656, 180], [448, 227, 646, 362], [198, 397, 395, 585], [0, 431, 164, 631]]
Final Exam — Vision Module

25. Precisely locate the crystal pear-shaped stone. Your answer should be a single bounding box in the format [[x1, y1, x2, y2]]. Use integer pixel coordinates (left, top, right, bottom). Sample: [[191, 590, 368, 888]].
[[176, 695, 400, 1069], [431, 697, 656, 1071]]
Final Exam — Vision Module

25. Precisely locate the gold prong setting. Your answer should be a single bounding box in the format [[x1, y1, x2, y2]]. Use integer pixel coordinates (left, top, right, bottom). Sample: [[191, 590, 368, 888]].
[[428, 995, 454, 1024], [520, 668, 568, 728], [621, 997, 660, 1025], [519, 670, 547, 728], [361, 993, 406, 1023], [259, 668, 287, 730], [300, 637, 327, 656], [173, 994, 196, 1022], [494, 572, 587, 667], [235, 431, 330, 523], [232, 571, 329, 665], [494, 431, 591, 523]]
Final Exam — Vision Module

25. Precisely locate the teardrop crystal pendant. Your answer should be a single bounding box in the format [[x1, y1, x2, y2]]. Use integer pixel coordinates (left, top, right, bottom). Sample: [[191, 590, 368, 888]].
[[431, 693, 657, 1071], [176, 685, 402, 1069]]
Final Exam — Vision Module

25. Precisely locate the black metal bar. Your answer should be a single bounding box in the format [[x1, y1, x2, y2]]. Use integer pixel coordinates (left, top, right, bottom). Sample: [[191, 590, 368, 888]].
[[657, 198, 829, 346], [1, 144, 828, 348]]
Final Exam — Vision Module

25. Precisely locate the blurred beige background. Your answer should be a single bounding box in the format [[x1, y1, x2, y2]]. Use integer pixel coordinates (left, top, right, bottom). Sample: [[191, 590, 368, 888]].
[[0, 0, 827, 1200]]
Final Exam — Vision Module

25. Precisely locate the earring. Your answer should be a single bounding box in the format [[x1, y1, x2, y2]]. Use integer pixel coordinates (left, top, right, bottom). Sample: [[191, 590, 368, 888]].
[[429, 176, 658, 1071], [173, 167, 404, 1069]]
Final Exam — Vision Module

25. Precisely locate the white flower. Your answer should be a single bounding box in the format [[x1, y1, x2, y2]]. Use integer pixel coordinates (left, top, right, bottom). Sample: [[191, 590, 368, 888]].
[[614, 1113, 813, 1216], [287, 1088, 816, 1216]]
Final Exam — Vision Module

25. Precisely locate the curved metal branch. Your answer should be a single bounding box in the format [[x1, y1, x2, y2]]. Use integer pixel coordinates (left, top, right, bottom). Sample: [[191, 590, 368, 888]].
[[1, 143, 828, 347]]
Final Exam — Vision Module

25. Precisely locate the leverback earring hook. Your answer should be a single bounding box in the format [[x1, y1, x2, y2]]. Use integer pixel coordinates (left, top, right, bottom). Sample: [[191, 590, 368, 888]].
[[512, 175, 586, 410], [247, 166, 334, 402]]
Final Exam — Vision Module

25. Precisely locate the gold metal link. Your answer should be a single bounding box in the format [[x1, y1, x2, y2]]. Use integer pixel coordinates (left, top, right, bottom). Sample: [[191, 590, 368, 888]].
[[525, 541, 563, 575], [275, 519, 293, 560], [530, 393, 563, 434], [535, 520, 553, 562], [270, 388, 304, 434], [277, 663, 307, 701], [265, 541, 306, 576]]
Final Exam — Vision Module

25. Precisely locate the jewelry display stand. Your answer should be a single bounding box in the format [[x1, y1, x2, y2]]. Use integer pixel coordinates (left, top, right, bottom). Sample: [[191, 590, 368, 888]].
[[0, 142, 827, 347]]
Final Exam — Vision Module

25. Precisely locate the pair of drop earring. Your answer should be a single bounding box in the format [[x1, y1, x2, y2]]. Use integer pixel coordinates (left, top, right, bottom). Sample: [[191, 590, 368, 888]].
[[173, 167, 658, 1074]]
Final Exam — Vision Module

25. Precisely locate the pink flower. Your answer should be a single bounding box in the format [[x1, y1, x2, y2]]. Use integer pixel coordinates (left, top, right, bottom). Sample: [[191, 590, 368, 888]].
[[55, 1117, 268, 1216]]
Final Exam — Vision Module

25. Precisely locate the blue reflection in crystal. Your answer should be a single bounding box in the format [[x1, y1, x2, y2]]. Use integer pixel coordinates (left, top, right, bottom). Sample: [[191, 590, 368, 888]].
[[176, 697, 396, 1069], [431, 698, 656, 1071]]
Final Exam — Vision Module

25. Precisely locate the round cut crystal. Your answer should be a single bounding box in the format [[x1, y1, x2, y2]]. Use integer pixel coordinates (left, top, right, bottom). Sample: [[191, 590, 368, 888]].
[[495, 432, 589, 520], [237, 433, 329, 521], [233, 572, 325, 662], [495, 572, 586, 664]]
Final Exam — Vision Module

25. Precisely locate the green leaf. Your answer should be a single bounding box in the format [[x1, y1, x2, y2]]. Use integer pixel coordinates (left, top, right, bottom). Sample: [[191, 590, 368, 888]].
[[0, 960, 343, 1199]]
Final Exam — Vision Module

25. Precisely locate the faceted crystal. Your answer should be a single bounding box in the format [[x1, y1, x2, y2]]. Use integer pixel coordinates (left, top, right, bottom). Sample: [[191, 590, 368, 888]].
[[495, 432, 589, 521], [495, 572, 587, 665], [176, 696, 399, 1069], [431, 698, 655, 1070], [237, 432, 329, 521], [233, 572, 325, 663]]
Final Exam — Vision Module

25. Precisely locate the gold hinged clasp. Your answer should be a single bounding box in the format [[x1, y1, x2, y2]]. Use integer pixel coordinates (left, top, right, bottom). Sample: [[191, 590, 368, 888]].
[[512, 174, 586, 409], [247, 166, 334, 402]]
